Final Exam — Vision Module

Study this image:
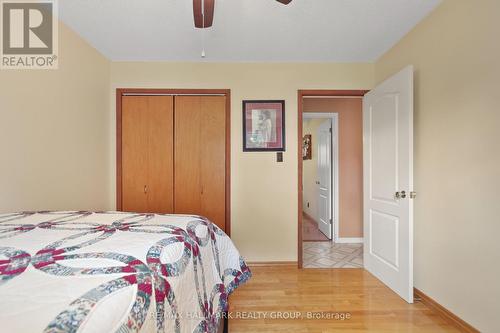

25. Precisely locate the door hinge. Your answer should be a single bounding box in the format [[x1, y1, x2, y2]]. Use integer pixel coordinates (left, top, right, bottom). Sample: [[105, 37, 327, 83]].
[[410, 191, 417, 199], [329, 127, 332, 133]]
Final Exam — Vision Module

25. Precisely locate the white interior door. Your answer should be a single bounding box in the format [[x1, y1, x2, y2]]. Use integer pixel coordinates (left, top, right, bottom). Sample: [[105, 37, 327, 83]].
[[317, 119, 332, 239], [363, 66, 414, 303]]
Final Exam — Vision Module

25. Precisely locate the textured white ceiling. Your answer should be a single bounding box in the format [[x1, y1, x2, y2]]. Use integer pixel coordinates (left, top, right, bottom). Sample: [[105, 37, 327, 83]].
[[58, 0, 441, 62]]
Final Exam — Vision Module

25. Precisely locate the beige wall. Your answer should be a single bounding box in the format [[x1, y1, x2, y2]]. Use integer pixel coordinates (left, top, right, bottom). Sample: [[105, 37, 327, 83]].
[[0, 23, 111, 212], [303, 98, 363, 238], [376, 0, 500, 331], [301, 118, 323, 222], [2, 3, 498, 329], [110, 63, 374, 262]]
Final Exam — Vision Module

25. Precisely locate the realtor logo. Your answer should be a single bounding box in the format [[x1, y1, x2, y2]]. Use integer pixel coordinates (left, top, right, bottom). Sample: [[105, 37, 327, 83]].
[[1, 0, 58, 69]]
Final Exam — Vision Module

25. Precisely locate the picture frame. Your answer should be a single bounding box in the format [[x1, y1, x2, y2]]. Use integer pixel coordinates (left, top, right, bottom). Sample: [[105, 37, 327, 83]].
[[302, 134, 312, 160], [242, 100, 285, 152]]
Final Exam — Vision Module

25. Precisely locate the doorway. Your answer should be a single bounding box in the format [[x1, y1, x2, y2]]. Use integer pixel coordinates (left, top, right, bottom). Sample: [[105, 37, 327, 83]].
[[302, 113, 338, 242], [298, 90, 368, 269], [303, 112, 364, 268]]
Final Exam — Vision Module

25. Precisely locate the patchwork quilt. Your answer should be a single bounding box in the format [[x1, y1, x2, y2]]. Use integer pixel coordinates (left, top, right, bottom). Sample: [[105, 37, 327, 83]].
[[0, 211, 250, 333]]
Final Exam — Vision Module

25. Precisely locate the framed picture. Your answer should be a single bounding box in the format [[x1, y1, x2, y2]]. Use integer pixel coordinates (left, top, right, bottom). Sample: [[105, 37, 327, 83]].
[[302, 134, 312, 160], [242, 100, 285, 152]]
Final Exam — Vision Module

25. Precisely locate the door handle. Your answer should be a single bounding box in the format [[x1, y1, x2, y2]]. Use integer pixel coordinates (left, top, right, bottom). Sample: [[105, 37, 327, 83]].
[[144, 185, 148, 194], [395, 191, 407, 199]]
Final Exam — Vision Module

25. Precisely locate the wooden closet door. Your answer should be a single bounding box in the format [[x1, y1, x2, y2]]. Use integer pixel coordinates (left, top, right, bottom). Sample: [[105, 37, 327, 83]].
[[146, 96, 174, 213], [122, 96, 149, 212], [121, 96, 174, 213], [174, 96, 226, 230]]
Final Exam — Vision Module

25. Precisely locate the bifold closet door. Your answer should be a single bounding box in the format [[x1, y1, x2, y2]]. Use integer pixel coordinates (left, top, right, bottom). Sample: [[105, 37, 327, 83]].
[[174, 96, 226, 231], [122, 96, 174, 213]]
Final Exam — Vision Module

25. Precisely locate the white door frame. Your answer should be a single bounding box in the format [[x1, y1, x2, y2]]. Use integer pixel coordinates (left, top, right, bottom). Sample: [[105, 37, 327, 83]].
[[303, 112, 339, 242]]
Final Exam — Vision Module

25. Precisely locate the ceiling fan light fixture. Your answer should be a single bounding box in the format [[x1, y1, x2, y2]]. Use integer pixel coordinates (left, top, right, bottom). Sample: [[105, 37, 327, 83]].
[[193, 0, 215, 28], [193, 0, 293, 58], [193, 0, 292, 29]]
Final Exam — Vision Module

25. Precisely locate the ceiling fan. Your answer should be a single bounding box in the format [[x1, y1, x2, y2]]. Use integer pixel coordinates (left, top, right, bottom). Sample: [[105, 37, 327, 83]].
[[193, 0, 293, 28]]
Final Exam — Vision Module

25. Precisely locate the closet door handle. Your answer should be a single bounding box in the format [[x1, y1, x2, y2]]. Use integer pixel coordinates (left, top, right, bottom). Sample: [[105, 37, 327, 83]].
[[144, 185, 148, 194]]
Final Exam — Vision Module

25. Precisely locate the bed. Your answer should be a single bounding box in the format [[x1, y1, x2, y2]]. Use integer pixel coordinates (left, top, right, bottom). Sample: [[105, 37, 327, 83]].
[[0, 211, 250, 333]]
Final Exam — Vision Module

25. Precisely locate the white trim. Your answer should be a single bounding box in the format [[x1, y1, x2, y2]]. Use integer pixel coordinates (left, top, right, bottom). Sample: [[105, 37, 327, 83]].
[[303, 112, 339, 242], [332, 114, 340, 243], [336, 237, 364, 244]]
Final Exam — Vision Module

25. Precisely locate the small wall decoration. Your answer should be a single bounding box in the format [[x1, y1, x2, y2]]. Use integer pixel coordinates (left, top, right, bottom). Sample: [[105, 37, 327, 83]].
[[243, 100, 285, 152], [302, 134, 312, 160]]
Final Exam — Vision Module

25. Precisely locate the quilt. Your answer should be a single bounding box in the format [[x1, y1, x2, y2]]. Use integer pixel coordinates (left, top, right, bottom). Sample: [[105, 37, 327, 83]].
[[0, 211, 250, 333]]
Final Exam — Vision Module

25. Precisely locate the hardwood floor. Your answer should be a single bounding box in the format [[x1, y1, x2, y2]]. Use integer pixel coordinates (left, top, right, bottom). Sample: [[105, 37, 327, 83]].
[[229, 266, 461, 332]]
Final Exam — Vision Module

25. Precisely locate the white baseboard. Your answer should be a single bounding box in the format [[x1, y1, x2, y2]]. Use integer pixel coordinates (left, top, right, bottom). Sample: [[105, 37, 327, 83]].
[[335, 237, 363, 244]]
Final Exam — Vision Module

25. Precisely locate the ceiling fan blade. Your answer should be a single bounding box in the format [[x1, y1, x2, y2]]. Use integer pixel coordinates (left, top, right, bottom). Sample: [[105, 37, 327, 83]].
[[276, 0, 292, 4], [193, 0, 215, 28]]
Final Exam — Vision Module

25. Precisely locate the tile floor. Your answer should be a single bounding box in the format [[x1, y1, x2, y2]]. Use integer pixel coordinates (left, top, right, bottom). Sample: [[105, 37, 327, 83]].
[[303, 241, 363, 268]]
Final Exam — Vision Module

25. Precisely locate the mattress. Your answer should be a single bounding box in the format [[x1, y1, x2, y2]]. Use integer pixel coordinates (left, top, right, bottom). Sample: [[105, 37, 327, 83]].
[[0, 211, 250, 333]]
